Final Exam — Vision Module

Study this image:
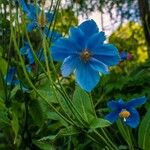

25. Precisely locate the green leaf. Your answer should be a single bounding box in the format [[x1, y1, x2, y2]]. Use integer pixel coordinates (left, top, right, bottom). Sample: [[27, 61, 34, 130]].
[[33, 140, 56, 150], [0, 57, 7, 75], [38, 126, 80, 142], [11, 111, 19, 144], [73, 86, 95, 123], [29, 99, 47, 126], [90, 118, 111, 129], [138, 108, 150, 150]]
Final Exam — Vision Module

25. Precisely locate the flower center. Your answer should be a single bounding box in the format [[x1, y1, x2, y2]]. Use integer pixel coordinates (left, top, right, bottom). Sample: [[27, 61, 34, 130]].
[[119, 109, 130, 122], [37, 11, 47, 27], [80, 50, 91, 62]]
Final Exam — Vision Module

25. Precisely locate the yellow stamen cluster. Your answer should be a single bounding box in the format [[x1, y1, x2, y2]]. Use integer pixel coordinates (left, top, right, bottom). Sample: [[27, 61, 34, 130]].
[[119, 109, 130, 121], [80, 50, 91, 62], [37, 11, 47, 27]]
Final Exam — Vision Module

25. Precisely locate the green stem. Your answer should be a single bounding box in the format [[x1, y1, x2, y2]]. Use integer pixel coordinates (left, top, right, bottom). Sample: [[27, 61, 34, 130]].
[[11, 27, 73, 126], [93, 130, 114, 150]]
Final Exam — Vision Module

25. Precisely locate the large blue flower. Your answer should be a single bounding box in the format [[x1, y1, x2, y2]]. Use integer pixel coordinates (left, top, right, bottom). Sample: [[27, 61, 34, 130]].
[[19, 0, 53, 32], [105, 96, 147, 128], [51, 19, 120, 91]]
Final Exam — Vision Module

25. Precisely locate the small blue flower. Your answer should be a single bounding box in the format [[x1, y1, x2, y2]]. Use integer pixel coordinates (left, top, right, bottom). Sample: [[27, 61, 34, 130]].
[[19, 0, 53, 31], [20, 42, 34, 64], [119, 51, 132, 61], [51, 19, 120, 91], [5, 67, 19, 86], [105, 96, 147, 128]]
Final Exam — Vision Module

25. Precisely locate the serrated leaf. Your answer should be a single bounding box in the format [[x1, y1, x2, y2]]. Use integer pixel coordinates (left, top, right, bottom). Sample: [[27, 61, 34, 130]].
[[138, 108, 150, 150], [73, 86, 95, 123], [90, 118, 111, 129]]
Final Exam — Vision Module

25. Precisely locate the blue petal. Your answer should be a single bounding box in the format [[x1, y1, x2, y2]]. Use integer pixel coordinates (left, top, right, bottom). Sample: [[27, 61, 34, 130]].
[[27, 50, 34, 64], [75, 62, 100, 92], [26, 65, 32, 73], [69, 27, 85, 49], [79, 19, 99, 37], [12, 79, 20, 85], [44, 27, 62, 42], [126, 96, 147, 109], [51, 38, 79, 61], [105, 111, 119, 123], [89, 57, 109, 74], [27, 22, 38, 32], [19, 0, 29, 14], [46, 12, 53, 23], [5, 67, 16, 85], [125, 109, 140, 128], [61, 56, 79, 77], [107, 101, 119, 110], [120, 51, 128, 60], [92, 44, 119, 56], [20, 42, 30, 55], [107, 99, 125, 111], [92, 44, 120, 66], [28, 4, 40, 19], [86, 32, 106, 50]]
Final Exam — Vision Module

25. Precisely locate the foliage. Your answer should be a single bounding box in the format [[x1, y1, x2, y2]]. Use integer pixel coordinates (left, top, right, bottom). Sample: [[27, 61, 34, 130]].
[[109, 22, 148, 63], [0, 0, 149, 150]]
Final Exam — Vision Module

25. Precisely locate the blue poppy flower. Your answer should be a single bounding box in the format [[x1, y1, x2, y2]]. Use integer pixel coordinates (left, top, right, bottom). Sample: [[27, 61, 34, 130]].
[[19, 0, 53, 31], [20, 42, 34, 64], [51, 19, 120, 91], [105, 96, 147, 128]]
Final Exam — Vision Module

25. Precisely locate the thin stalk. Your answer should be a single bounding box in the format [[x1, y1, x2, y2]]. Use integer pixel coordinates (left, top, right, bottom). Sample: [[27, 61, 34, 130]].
[[11, 27, 73, 126], [101, 129, 119, 150], [42, 37, 79, 127], [93, 130, 114, 150]]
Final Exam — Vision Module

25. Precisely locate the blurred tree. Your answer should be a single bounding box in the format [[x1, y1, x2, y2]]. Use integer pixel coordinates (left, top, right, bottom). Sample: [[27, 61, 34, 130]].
[[68, 0, 150, 58], [109, 22, 148, 63]]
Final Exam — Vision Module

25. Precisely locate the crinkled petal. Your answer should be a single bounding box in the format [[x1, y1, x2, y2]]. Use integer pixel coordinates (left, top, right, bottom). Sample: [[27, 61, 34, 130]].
[[69, 27, 85, 49], [105, 111, 119, 123], [89, 57, 109, 74], [125, 109, 140, 128], [75, 62, 100, 92], [87, 32, 106, 50], [126, 96, 147, 109], [79, 19, 99, 37], [61, 56, 79, 77], [27, 22, 38, 32]]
